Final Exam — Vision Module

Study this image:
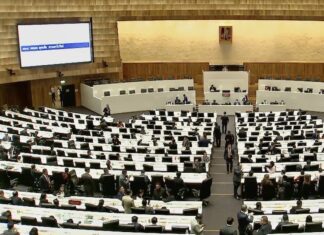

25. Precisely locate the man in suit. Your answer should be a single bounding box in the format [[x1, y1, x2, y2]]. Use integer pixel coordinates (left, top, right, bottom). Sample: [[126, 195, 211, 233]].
[[129, 216, 144, 232], [224, 144, 235, 174], [2, 222, 19, 235], [39, 168, 52, 193], [225, 131, 235, 148], [152, 183, 166, 200], [255, 216, 272, 235], [10, 191, 22, 205], [290, 200, 304, 213], [221, 112, 229, 134], [274, 214, 292, 232], [119, 170, 129, 189], [220, 217, 238, 235], [198, 134, 211, 147], [237, 205, 253, 235], [233, 165, 242, 200], [122, 190, 135, 213], [214, 123, 222, 147], [80, 167, 95, 197]]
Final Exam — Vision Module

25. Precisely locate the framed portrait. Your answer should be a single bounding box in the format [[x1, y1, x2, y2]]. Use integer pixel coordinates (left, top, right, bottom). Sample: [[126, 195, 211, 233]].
[[219, 26, 232, 43]]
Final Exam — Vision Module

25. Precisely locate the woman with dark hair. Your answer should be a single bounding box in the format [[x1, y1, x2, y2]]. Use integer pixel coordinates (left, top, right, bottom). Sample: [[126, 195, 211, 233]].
[[261, 174, 275, 200], [301, 174, 312, 199]]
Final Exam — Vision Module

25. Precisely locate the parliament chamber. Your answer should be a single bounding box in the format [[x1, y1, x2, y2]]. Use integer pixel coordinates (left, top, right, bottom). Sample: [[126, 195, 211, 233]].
[[1, 1, 324, 235]]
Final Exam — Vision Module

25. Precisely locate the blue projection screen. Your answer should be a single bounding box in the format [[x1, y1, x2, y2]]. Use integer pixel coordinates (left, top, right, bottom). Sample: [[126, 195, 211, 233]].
[[17, 22, 93, 68]]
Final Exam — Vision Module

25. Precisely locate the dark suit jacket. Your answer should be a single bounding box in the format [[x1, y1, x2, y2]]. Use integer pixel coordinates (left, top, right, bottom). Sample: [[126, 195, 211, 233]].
[[256, 223, 272, 235], [220, 225, 238, 235], [81, 173, 94, 196], [39, 174, 51, 193], [237, 211, 253, 234], [130, 222, 144, 232]]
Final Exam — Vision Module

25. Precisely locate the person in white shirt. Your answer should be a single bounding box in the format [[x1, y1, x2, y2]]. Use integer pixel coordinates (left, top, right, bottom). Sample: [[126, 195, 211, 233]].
[[191, 214, 204, 235], [265, 161, 276, 174]]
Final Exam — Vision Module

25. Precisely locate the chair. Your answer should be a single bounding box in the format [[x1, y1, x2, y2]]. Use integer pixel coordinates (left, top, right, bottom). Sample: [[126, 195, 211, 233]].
[[144, 225, 163, 233], [162, 157, 172, 163], [63, 159, 74, 167], [131, 207, 146, 214], [90, 162, 101, 169], [167, 164, 178, 172], [243, 177, 258, 200], [295, 208, 310, 214], [40, 203, 56, 209], [0, 169, 11, 189], [20, 167, 35, 187], [145, 156, 155, 162], [22, 197, 35, 207], [60, 204, 77, 210], [281, 223, 299, 233], [119, 224, 136, 232], [183, 208, 198, 215], [21, 216, 38, 226], [0, 198, 11, 204], [143, 164, 154, 172], [171, 226, 189, 234], [318, 175, 324, 197], [75, 162, 86, 168], [154, 208, 170, 215], [41, 217, 58, 227], [85, 203, 98, 211], [103, 220, 119, 231], [272, 210, 287, 215], [61, 222, 79, 229], [101, 175, 116, 197], [124, 164, 136, 171], [52, 171, 64, 191], [305, 222, 323, 232]]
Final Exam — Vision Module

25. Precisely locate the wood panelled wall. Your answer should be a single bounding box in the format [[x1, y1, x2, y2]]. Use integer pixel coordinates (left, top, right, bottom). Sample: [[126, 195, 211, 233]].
[[2, 0, 324, 85], [2, 1, 324, 107], [0, 81, 32, 108], [244, 62, 324, 101], [122, 62, 209, 84]]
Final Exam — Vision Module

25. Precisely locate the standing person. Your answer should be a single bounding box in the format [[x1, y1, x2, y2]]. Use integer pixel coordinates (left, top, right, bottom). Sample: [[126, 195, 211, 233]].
[[50, 87, 56, 107], [233, 164, 242, 200], [122, 190, 135, 214], [224, 144, 234, 174], [237, 205, 253, 235], [221, 112, 229, 134], [80, 167, 95, 197], [39, 169, 52, 193], [225, 131, 235, 148], [190, 214, 205, 235], [214, 123, 222, 147], [220, 217, 238, 235], [57, 87, 63, 107], [103, 104, 111, 117]]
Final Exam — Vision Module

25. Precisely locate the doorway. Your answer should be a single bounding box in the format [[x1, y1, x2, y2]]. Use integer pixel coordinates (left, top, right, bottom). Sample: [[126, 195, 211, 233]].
[[61, 84, 76, 107]]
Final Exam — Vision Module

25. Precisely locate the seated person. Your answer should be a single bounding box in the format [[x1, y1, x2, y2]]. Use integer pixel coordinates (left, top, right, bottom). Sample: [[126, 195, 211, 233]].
[[129, 216, 144, 232], [2, 221, 19, 235], [209, 85, 216, 92], [275, 214, 292, 232], [112, 136, 121, 145], [233, 99, 240, 105], [198, 134, 211, 147], [139, 199, 153, 214], [152, 183, 166, 200], [169, 138, 178, 150], [265, 161, 276, 174], [10, 191, 22, 205], [290, 200, 305, 213], [174, 97, 181, 104]]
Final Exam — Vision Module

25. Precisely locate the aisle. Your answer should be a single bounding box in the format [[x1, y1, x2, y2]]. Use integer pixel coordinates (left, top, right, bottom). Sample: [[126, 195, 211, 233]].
[[203, 115, 242, 234]]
